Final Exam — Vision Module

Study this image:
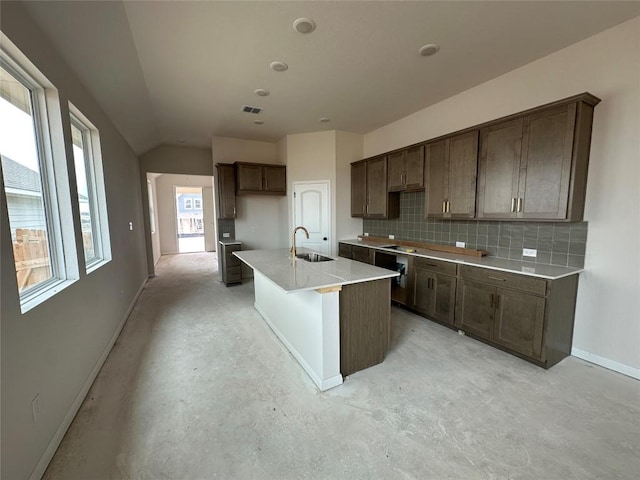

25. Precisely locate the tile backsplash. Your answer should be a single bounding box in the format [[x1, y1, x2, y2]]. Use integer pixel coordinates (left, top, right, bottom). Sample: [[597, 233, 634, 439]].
[[363, 192, 587, 268]]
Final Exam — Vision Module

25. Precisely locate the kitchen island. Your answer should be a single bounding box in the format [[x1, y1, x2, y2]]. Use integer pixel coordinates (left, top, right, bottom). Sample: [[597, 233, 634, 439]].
[[234, 248, 399, 391]]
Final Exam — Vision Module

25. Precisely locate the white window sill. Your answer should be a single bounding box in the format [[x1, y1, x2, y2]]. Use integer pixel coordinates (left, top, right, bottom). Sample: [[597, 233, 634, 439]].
[[20, 278, 78, 314]]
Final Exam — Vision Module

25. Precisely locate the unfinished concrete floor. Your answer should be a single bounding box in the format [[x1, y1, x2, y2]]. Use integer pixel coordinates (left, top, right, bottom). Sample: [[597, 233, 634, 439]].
[[43, 252, 639, 479]]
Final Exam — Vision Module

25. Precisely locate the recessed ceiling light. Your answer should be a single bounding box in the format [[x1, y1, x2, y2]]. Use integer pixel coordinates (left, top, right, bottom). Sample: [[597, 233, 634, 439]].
[[419, 43, 440, 57], [270, 61, 289, 72], [319, 118, 330, 123], [293, 17, 316, 34], [254, 88, 270, 97], [254, 120, 264, 125]]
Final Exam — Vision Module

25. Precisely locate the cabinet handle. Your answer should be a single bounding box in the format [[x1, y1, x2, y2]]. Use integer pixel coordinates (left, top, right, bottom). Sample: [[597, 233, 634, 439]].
[[366, 204, 369, 214], [488, 276, 506, 282], [442, 201, 446, 213], [511, 198, 516, 212], [517, 198, 523, 213], [363, 204, 366, 215], [401, 172, 405, 185], [233, 207, 236, 216], [446, 201, 451, 213], [490, 293, 495, 308]]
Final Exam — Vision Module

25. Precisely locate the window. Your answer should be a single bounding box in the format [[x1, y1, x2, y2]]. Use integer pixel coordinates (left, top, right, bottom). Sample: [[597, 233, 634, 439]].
[[1, 45, 77, 309], [69, 104, 110, 271], [194, 198, 202, 209], [184, 198, 193, 209]]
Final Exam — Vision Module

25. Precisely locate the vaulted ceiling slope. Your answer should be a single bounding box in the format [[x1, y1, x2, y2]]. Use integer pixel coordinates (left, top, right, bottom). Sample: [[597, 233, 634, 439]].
[[17, 1, 640, 155]]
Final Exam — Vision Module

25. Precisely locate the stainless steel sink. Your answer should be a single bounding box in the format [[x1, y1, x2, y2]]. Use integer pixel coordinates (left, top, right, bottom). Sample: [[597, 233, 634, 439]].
[[296, 253, 334, 263]]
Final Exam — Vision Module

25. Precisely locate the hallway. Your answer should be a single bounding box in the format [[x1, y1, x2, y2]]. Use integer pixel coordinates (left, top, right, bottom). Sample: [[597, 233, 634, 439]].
[[43, 253, 640, 479]]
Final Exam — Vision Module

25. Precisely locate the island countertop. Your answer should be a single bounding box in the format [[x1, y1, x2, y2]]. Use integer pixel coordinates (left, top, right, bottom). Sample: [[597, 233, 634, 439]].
[[234, 248, 399, 294]]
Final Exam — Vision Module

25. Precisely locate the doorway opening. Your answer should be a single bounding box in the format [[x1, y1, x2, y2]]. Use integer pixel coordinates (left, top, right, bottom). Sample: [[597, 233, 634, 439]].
[[176, 186, 205, 253]]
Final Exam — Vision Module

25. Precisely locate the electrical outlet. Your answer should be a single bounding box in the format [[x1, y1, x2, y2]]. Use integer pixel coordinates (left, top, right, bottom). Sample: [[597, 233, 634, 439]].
[[223, 232, 230, 238], [389, 234, 395, 239], [128, 222, 133, 231], [456, 241, 466, 248], [523, 248, 537, 258], [363, 232, 369, 236], [32, 394, 41, 424]]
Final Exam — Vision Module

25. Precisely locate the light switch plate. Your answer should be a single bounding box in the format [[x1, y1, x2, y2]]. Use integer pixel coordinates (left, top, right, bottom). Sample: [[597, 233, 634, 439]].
[[456, 241, 466, 248], [523, 248, 537, 258]]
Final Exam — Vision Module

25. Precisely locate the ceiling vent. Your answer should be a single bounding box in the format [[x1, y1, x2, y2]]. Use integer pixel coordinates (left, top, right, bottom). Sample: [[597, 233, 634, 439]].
[[242, 105, 263, 114]]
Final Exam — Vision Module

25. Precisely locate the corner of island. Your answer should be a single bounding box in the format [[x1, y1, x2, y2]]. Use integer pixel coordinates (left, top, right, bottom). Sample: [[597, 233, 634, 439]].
[[234, 248, 400, 391]]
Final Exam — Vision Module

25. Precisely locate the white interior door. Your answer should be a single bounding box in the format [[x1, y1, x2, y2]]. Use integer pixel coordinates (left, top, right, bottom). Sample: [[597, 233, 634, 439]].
[[293, 182, 330, 256], [202, 186, 216, 251]]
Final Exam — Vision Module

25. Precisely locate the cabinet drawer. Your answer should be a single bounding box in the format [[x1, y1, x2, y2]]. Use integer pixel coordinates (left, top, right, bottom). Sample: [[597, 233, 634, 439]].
[[338, 243, 352, 258], [412, 256, 457, 276], [352, 245, 373, 264], [459, 265, 546, 296], [225, 254, 240, 267], [226, 266, 242, 281]]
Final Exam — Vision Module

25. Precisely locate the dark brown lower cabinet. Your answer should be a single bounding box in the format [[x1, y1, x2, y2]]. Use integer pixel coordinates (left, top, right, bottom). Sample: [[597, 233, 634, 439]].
[[407, 257, 456, 325], [339, 278, 391, 376], [455, 265, 577, 368]]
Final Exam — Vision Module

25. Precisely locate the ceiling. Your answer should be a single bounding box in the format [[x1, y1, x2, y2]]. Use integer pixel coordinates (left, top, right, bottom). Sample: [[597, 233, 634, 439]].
[[19, 1, 640, 154]]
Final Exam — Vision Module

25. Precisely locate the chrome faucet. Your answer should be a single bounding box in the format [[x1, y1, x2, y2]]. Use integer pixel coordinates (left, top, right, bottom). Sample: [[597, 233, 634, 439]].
[[291, 226, 310, 258]]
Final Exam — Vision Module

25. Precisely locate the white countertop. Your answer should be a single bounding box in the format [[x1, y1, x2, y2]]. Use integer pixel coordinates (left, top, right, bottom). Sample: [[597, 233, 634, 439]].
[[234, 248, 399, 293], [219, 239, 242, 245], [340, 239, 583, 280]]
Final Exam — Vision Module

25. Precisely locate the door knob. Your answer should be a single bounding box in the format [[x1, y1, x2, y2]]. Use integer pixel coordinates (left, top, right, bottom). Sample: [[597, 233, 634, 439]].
[[323, 237, 328, 241]]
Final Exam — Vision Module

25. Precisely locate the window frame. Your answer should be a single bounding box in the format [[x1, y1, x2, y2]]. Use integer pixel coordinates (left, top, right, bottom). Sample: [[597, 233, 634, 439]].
[[194, 198, 202, 209], [184, 197, 193, 209], [1, 42, 79, 312], [68, 105, 110, 272]]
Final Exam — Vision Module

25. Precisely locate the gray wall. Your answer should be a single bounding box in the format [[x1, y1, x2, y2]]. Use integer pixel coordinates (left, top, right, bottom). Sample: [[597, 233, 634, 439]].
[[1, 3, 149, 479], [139, 144, 213, 275]]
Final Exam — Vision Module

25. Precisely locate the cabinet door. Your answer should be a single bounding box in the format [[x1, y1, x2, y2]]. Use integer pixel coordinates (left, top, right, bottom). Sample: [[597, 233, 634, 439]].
[[518, 104, 576, 220], [387, 151, 405, 192], [493, 288, 545, 359], [236, 164, 263, 192], [404, 145, 424, 190], [476, 118, 522, 219], [410, 267, 436, 317], [216, 164, 237, 219], [432, 273, 456, 325], [264, 165, 286, 194], [366, 156, 389, 217], [425, 139, 448, 218], [338, 242, 352, 259], [455, 279, 494, 340], [448, 131, 478, 219], [351, 162, 367, 217]]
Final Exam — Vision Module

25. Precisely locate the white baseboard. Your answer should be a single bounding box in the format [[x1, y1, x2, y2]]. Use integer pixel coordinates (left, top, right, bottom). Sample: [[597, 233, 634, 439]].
[[29, 278, 148, 480], [572, 348, 640, 380]]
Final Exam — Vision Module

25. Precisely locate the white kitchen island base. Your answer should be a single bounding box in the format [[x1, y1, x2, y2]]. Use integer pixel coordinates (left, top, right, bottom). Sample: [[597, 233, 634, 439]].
[[234, 248, 398, 392], [254, 271, 343, 391]]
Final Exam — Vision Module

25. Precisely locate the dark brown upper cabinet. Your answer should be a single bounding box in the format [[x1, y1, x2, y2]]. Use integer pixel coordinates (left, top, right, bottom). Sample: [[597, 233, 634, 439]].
[[477, 94, 599, 221], [351, 161, 367, 217], [387, 145, 425, 192], [215, 163, 237, 219], [235, 162, 286, 195], [425, 131, 479, 219], [351, 157, 399, 219]]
